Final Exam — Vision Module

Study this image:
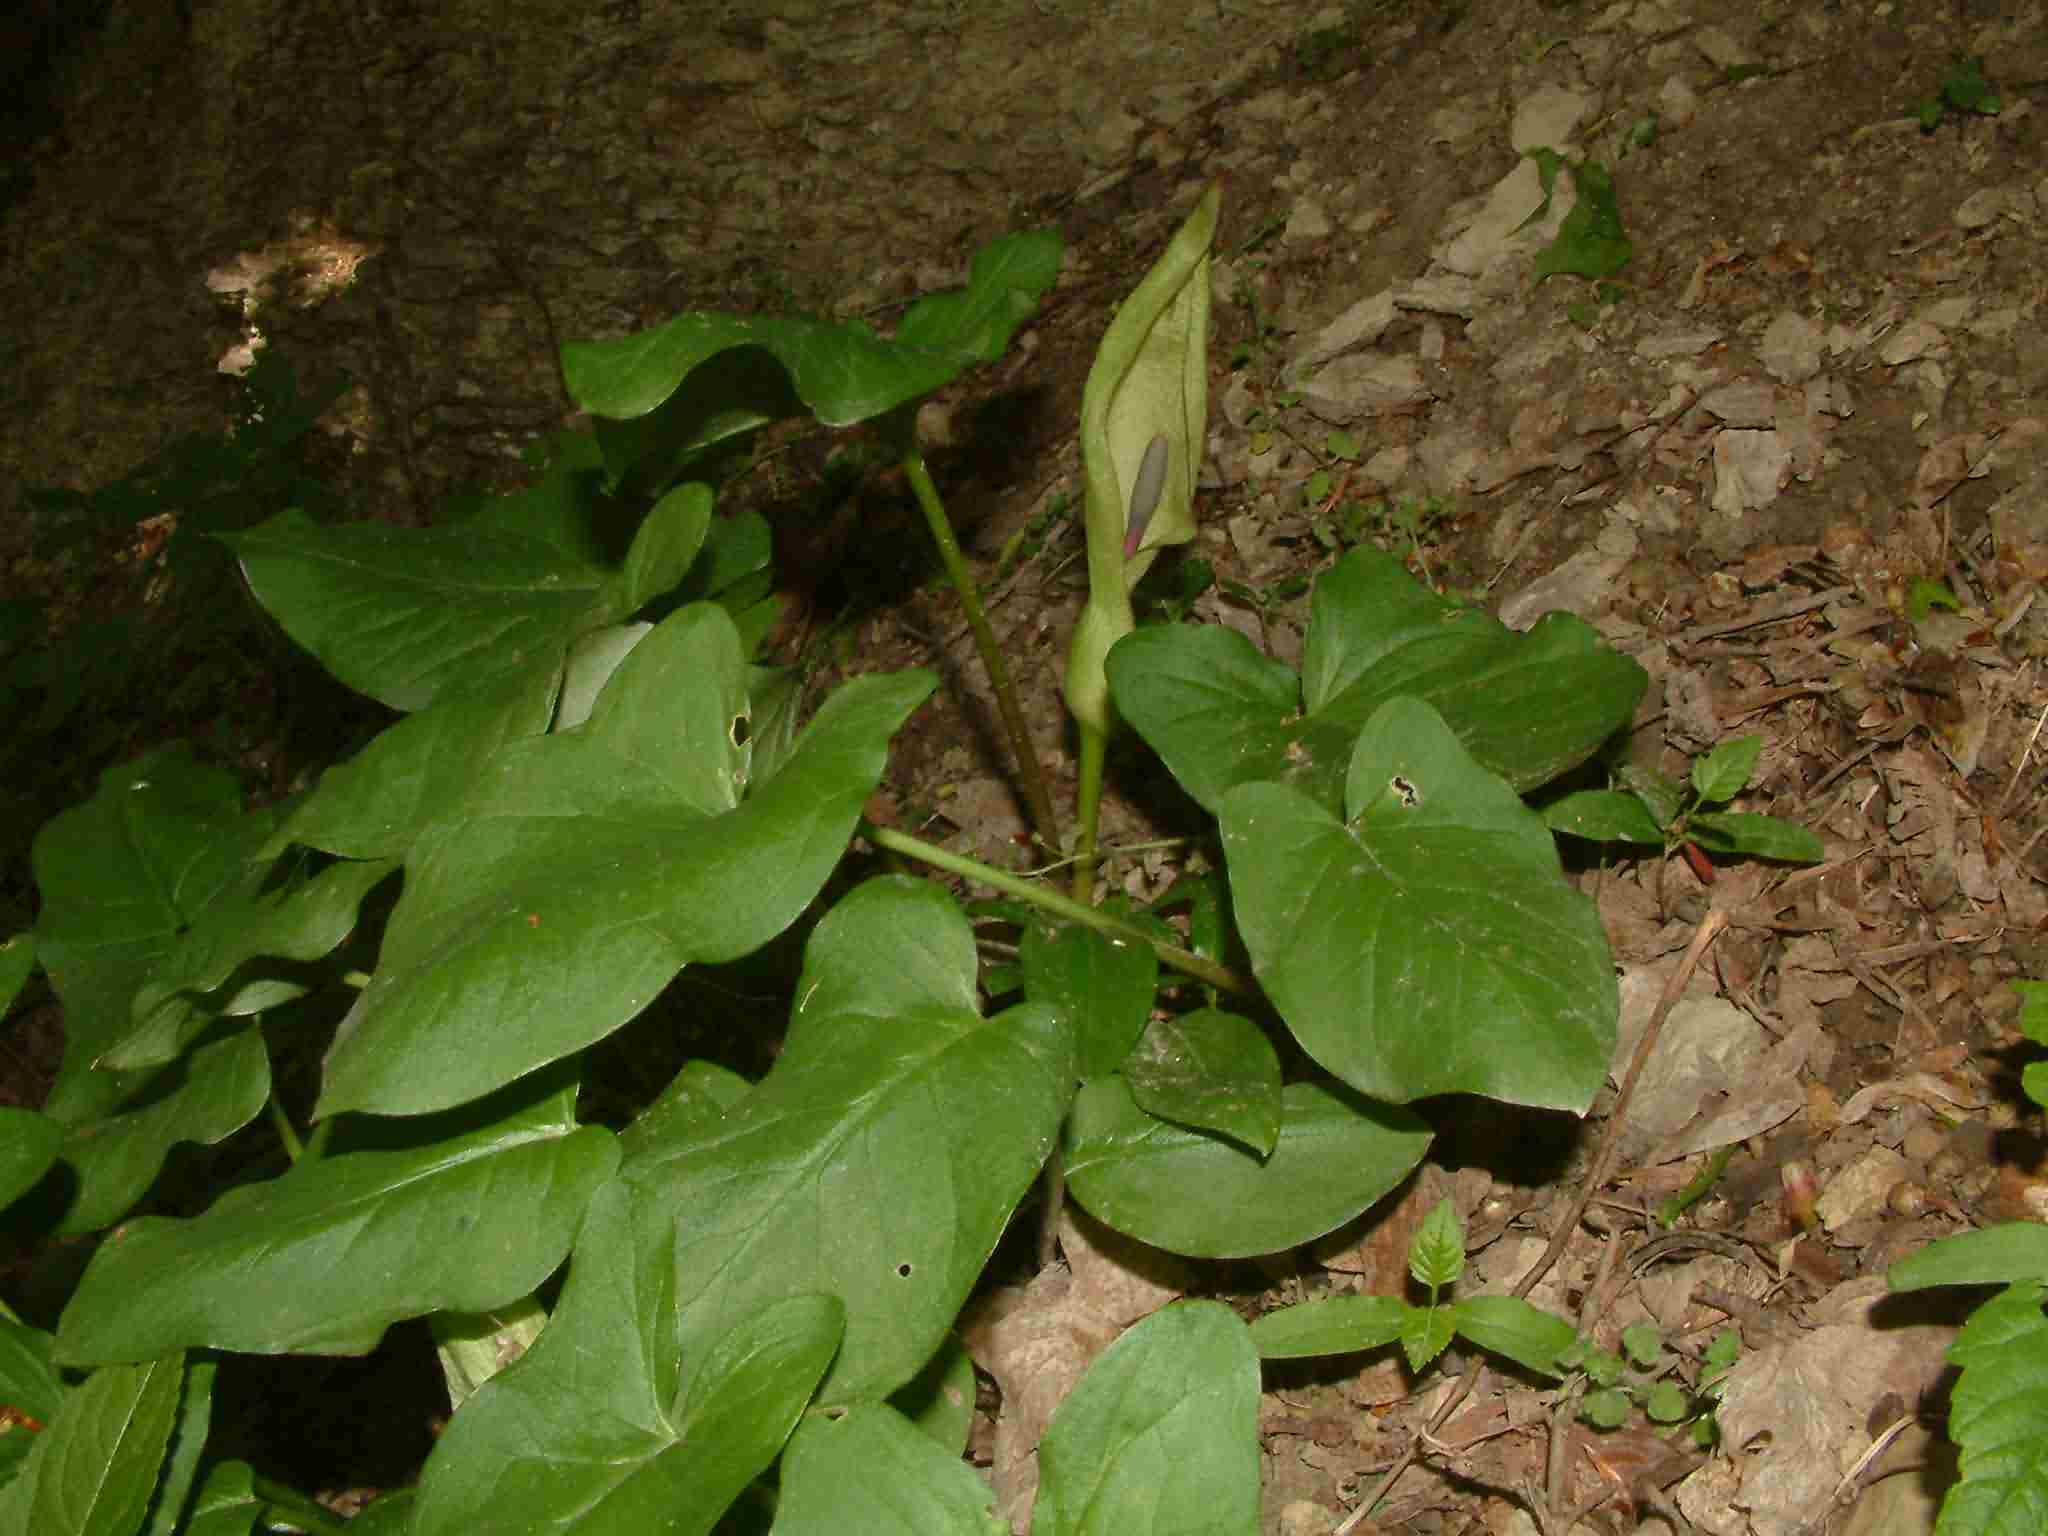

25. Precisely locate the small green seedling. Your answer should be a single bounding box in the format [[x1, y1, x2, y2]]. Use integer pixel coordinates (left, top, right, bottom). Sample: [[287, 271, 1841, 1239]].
[[995, 488, 1073, 576], [1564, 1323, 1737, 1448], [1543, 734, 1824, 880], [1522, 149, 1633, 285], [1251, 1197, 1579, 1381], [1916, 55, 2000, 131]]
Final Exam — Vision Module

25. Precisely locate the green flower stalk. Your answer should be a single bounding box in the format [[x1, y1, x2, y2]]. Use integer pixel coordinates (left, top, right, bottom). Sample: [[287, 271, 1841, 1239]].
[[1064, 183, 1220, 899]]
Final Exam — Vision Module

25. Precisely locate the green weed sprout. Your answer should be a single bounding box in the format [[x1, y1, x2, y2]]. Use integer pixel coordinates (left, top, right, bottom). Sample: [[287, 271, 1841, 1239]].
[[1543, 734, 1823, 878]]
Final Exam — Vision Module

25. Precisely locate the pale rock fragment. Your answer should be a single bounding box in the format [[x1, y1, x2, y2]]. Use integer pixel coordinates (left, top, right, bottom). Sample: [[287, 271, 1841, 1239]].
[[1759, 309, 1824, 383]]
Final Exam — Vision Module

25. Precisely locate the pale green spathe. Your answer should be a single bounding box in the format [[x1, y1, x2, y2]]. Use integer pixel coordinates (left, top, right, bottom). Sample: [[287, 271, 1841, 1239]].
[[1064, 184, 1219, 734]]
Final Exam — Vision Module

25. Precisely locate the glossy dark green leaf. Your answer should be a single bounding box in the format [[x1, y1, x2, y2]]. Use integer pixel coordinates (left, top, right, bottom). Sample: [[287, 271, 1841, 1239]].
[[1064, 1077, 1428, 1259], [0, 1108, 62, 1215], [1032, 1302, 1259, 1536], [32, 749, 255, 1121], [57, 1075, 616, 1364], [1121, 1009, 1281, 1157], [1222, 698, 1616, 1112], [604, 483, 711, 616], [58, 1025, 269, 1235], [0, 1316, 61, 1429], [617, 1059, 752, 1165], [777, 1403, 1006, 1536], [12, 1355, 182, 1536], [0, 933, 31, 1014], [141, 1358, 214, 1536], [1023, 922, 1158, 1080], [629, 878, 1075, 1408], [224, 454, 634, 714], [564, 229, 1061, 427], [888, 1333, 978, 1457], [1110, 547, 1645, 817], [112, 856, 395, 1072], [412, 1178, 842, 1536], [268, 663, 560, 861], [316, 608, 934, 1117]]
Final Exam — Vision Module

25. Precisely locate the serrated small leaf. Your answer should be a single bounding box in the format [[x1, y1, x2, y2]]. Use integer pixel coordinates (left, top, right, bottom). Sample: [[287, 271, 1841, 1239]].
[[1686, 811, 1823, 863], [1583, 1349, 1625, 1387], [1249, 1294, 1408, 1360], [2015, 981, 2048, 1047], [1410, 1197, 1465, 1290], [1398, 1304, 1456, 1374], [1451, 1295, 1577, 1380], [1932, 1279, 2048, 1536], [1691, 736, 1762, 803], [1543, 789, 1668, 845]]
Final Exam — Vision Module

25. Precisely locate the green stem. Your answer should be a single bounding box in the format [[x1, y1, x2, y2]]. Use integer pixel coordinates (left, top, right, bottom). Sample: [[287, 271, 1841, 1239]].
[[267, 1097, 304, 1164], [898, 445, 1064, 857], [1069, 720, 1108, 904], [862, 821, 1250, 997]]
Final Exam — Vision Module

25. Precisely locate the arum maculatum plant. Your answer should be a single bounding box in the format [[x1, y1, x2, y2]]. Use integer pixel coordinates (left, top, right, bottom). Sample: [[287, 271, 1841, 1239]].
[[0, 184, 1652, 1535]]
